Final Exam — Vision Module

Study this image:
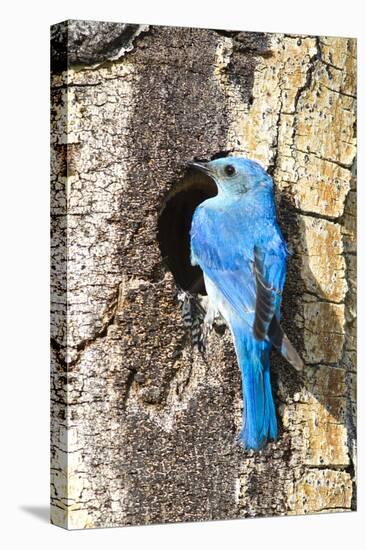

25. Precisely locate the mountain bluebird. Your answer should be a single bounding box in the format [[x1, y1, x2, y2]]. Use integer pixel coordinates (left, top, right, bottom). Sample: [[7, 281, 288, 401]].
[[189, 157, 303, 450]]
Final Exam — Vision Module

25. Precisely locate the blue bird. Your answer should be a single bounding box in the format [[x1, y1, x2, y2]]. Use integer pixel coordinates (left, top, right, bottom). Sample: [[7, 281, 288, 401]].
[[189, 157, 303, 450]]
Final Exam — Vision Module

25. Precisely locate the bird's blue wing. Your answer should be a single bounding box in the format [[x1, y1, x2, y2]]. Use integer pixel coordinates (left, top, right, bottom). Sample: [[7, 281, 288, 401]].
[[253, 233, 287, 339], [191, 204, 288, 335]]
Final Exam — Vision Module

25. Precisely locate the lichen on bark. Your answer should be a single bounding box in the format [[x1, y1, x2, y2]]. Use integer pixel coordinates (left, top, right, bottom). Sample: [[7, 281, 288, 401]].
[[50, 21, 356, 529]]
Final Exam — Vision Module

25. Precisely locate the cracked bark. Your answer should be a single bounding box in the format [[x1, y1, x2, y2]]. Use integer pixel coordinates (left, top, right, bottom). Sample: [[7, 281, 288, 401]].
[[50, 21, 357, 529]]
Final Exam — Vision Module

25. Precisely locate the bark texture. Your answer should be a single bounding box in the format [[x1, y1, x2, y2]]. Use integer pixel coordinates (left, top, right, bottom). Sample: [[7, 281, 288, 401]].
[[50, 21, 357, 529]]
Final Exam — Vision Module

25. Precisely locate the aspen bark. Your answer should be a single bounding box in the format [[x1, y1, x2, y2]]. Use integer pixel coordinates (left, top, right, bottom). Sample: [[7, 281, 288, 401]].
[[51, 21, 356, 529]]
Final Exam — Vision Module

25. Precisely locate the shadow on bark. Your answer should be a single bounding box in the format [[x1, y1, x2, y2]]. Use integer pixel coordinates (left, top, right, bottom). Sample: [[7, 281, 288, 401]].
[[274, 191, 347, 431]]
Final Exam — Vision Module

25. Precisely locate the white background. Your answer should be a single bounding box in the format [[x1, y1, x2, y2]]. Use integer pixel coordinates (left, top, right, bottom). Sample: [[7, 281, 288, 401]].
[[0, 1, 364, 548]]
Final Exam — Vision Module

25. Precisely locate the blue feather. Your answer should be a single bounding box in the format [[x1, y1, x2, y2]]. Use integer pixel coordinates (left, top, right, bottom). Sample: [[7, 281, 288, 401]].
[[232, 323, 277, 449]]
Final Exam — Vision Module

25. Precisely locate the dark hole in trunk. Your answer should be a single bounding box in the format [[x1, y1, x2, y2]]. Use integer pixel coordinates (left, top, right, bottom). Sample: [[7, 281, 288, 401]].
[[157, 170, 217, 295]]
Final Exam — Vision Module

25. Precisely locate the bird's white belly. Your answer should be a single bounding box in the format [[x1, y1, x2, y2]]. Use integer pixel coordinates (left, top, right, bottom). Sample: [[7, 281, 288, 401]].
[[203, 273, 255, 331], [203, 273, 234, 327]]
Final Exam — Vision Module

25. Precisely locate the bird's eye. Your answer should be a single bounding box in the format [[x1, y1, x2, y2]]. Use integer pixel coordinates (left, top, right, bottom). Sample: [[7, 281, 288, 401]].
[[224, 164, 236, 177]]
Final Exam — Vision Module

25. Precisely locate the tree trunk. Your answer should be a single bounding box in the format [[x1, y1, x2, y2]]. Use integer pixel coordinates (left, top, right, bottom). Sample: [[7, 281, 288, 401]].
[[50, 21, 356, 529]]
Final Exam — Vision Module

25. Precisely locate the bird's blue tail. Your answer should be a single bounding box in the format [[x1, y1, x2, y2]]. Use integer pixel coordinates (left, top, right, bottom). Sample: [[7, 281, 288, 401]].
[[232, 323, 277, 450]]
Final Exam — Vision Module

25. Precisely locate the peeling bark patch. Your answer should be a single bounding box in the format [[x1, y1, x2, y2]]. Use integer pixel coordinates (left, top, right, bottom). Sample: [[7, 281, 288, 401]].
[[51, 20, 149, 72], [224, 32, 272, 105], [288, 469, 352, 514]]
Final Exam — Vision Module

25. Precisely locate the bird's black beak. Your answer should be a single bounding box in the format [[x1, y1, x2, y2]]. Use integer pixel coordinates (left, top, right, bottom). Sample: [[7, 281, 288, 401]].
[[188, 161, 212, 175]]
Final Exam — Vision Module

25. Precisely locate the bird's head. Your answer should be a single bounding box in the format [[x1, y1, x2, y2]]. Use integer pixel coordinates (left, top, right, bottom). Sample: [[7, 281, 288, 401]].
[[189, 157, 273, 197]]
